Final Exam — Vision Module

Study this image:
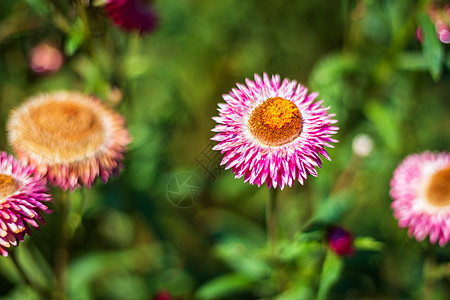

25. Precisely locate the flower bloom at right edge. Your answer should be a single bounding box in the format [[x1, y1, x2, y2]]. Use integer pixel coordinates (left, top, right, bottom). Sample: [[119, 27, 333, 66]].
[[390, 151, 450, 247], [211, 73, 339, 189]]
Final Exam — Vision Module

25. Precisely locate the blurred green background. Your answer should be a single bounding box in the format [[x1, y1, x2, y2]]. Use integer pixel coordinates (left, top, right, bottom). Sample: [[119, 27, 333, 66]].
[[0, 0, 449, 299]]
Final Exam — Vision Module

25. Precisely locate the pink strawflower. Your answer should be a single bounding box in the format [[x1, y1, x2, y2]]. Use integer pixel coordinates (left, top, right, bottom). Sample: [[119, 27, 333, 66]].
[[328, 226, 354, 256], [211, 73, 338, 189], [105, 0, 159, 34], [0, 152, 51, 257], [390, 151, 450, 247], [7, 91, 132, 191]]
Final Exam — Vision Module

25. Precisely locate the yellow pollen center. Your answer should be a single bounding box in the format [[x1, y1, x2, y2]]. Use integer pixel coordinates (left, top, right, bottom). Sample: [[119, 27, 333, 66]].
[[18, 99, 106, 163], [426, 167, 450, 207], [0, 174, 19, 199], [262, 98, 299, 129], [248, 97, 302, 146]]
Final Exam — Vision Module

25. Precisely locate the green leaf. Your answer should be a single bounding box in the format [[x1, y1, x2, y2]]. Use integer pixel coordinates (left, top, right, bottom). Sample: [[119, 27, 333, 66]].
[[15, 245, 51, 290], [313, 190, 352, 224], [24, 0, 50, 17], [419, 13, 444, 81], [65, 18, 86, 56], [275, 285, 314, 300], [395, 51, 428, 71], [214, 239, 271, 280], [71, 55, 110, 96], [196, 273, 254, 300], [317, 250, 343, 300], [364, 101, 400, 152], [354, 237, 384, 252], [279, 231, 323, 262], [68, 245, 161, 299]]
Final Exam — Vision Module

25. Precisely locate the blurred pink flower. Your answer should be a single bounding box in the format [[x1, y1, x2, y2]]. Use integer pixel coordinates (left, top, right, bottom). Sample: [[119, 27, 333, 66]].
[[328, 226, 354, 256], [105, 0, 159, 34], [211, 73, 338, 189], [29, 42, 64, 74], [0, 152, 52, 257], [390, 151, 450, 247], [153, 290, 181, 300], [417, 4, 450, 44]]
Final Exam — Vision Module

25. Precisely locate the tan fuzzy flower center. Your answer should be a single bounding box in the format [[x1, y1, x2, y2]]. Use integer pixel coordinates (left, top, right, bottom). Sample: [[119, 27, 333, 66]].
[[0, 174, 18, 199], [426, 167, 450, 207], [21, 100, 105, 163], [248, 97, 302, 146]]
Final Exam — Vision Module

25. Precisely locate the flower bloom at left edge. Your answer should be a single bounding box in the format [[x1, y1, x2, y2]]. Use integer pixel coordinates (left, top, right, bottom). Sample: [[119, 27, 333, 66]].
[[0, 152, 52, 257], [7, 91, 132, 191], [211, 73, 339, 189]]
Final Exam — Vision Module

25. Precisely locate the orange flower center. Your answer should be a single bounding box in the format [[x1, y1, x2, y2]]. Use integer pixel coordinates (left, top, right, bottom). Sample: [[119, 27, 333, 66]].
[[19, 99, 106, 163], [248, 97, 302, 146], [30, 102, 102, 141], [426, 167, 450, 207], [0, 174, 18, 199]]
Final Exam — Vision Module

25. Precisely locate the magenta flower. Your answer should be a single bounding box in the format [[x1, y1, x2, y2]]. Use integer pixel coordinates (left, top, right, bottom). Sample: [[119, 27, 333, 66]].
[[105, 0, 159, 34], [0, 152, 51, 257], [211, 73, 338, 189], [328, 226, 354, 256], [390, 151, 450, 247]]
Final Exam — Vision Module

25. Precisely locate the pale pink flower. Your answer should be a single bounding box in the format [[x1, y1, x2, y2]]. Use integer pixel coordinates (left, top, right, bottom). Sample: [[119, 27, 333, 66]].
[[390, 151, 450, 247]]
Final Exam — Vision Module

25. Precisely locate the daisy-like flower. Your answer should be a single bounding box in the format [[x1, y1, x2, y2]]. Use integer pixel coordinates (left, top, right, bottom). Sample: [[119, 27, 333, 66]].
[[390, 151, 450, 247], [7, 91, 131, 191], [0, 152, 51, 257], [211, 73, 338, 189], [105, 0, 159, 35]]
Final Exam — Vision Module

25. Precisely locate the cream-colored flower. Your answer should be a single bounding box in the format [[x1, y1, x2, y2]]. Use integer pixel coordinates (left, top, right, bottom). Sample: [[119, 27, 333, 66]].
[[8, 91, 132, 190]]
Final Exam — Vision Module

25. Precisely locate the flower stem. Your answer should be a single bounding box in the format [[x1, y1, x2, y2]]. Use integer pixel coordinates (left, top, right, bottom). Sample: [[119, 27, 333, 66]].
[[54, 190, 70, 300], [266, 188, 278, 254], [77, 0, 100, 67]]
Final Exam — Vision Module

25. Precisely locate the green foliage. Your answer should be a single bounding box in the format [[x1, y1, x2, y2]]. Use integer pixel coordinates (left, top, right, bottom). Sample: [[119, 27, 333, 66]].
[[65, 18, 86, 56], [196, 273, 255, 300], [354, 237, 385, 252], [23, 0, 50, 17]]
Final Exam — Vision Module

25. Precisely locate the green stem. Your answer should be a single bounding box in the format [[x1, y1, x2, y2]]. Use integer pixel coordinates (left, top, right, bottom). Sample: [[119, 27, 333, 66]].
[[266, 188, 278, 254], [77, 0, 100, 66], [422, 255, 436, 299], [53, 190, 70, 300]]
